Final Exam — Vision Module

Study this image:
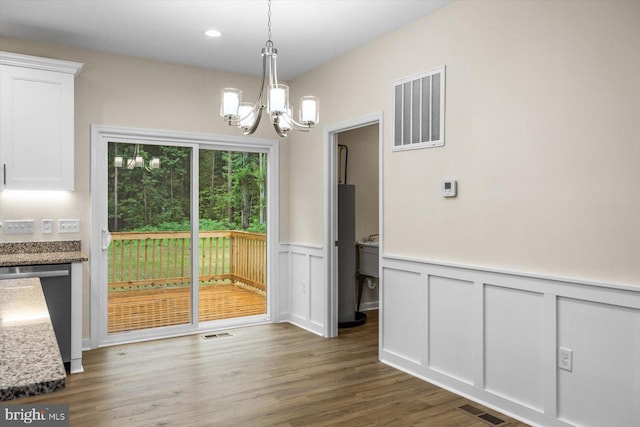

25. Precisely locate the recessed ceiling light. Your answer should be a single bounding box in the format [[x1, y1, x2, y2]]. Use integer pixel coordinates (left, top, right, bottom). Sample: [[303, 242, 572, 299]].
[[205, 29, 222, 38]]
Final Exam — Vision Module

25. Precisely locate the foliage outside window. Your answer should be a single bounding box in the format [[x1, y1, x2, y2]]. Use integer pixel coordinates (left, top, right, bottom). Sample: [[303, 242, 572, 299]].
[[108, 143, 267, 233]]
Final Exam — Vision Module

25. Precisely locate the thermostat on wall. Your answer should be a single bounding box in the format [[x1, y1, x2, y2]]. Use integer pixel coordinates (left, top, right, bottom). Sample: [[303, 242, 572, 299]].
[[442, 180, 457, 197]]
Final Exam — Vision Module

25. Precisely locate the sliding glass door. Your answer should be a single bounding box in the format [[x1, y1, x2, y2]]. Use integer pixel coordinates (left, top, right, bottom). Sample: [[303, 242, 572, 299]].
[[91, 127, 276, 346]]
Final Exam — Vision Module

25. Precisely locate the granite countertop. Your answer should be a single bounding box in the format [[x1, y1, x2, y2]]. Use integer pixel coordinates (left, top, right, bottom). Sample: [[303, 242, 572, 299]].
[[0, 240, 88, 267], [0, 278, 66, 400]]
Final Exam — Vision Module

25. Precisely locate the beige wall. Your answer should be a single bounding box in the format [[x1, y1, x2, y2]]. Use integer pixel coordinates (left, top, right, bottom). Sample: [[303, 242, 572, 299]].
[[337, 125, 379, 242], [0, 36, 290, 338], [288, 0, 640, 285]]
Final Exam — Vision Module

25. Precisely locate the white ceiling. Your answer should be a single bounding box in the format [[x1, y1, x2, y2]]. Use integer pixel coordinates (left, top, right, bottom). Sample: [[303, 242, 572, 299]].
[[0, 0, 451, 80]]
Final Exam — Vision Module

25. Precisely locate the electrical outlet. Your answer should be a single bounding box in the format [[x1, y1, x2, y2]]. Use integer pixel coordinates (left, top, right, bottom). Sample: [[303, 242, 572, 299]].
[[59, 219, 80, 233], [3, 220, 34, 234], [42, 219, 53, 234], [559, 347, 573, 372]]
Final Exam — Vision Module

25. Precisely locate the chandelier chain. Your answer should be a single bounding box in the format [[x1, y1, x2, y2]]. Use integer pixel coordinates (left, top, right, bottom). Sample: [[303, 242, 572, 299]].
[[267, 0, 272, 45]]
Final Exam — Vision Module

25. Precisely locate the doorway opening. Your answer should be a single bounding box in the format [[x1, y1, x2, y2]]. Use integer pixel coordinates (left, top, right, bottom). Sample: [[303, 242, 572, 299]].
[[324, 113, 383, 338]]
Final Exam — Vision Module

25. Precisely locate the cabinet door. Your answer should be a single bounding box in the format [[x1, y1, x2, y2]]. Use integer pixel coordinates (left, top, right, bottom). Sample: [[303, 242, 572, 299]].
[[0, 65, 74, 191]]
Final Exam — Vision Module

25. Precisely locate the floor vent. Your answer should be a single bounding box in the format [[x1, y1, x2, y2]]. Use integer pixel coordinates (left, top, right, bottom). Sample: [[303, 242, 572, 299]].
[[479, 413, 507, 425], [458, 404, 506, 425], [202, 332, 231, 340]]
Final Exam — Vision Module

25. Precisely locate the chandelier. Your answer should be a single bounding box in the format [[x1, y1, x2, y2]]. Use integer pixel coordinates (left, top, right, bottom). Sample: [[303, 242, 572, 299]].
[[220, 0, 319, 137]]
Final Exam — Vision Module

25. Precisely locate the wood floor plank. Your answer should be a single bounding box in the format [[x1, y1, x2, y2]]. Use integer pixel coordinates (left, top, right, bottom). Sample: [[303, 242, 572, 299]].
[[12, 311, 529, 426]]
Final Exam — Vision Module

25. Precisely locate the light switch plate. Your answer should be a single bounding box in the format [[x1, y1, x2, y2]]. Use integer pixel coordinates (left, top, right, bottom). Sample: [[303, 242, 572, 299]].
[[3, 220, 34, 234], [59, 219, 80, 233], [42, 219, 53, 234]]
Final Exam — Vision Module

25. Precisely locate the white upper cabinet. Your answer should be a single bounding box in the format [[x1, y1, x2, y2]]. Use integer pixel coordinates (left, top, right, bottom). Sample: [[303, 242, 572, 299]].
[[0, 52, 83, 191]]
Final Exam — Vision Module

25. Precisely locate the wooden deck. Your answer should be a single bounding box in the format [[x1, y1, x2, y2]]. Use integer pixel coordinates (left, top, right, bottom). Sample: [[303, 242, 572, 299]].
[[108, 282, 266, 333]]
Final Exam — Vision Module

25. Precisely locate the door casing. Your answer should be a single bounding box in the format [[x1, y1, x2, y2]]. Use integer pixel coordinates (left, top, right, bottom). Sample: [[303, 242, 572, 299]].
[[323, 112, 383, 338]]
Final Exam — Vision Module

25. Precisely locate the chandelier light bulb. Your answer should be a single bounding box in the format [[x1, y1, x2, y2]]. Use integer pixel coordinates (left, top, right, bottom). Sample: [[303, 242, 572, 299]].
[[221, 88, 242, 119], [268, 84, 289, 115], [300, 96, 319, 125]]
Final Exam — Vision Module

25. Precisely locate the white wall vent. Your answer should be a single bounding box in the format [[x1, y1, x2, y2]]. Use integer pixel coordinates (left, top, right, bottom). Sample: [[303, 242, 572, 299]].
[[393, 66, 445, 151]]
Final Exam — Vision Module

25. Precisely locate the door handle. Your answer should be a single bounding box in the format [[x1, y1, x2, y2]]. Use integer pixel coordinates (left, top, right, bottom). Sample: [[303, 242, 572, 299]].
[[102, 229, 112, 250]]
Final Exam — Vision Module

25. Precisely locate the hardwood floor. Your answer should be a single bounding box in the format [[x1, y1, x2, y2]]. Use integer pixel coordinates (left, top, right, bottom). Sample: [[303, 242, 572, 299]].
[[14, 311, 529, 426]]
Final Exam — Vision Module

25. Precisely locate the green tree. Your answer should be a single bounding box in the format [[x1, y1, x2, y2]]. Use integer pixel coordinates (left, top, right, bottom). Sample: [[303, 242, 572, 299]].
[[108, 142, 267, 233]]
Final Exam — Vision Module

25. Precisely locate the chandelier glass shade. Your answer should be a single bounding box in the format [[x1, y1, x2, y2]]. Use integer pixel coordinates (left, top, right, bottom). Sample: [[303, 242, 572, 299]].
[[220, 0, 319, 137]]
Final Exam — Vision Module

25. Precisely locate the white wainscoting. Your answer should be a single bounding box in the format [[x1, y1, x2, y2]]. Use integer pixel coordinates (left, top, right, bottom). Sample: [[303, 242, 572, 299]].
[[380, 255, 640, 427], [278, 243, 326, 336]]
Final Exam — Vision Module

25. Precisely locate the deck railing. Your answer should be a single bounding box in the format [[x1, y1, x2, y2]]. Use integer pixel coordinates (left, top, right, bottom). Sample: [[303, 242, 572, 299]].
[[109, 230, 266, 291]]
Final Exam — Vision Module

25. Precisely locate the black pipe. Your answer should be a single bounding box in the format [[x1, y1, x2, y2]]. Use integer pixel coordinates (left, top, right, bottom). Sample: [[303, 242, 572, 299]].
[[338, 144, 349, 184]]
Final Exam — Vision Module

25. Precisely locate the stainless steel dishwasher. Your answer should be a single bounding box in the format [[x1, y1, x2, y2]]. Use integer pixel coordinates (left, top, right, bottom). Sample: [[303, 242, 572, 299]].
[[0, 264, 72, 371]]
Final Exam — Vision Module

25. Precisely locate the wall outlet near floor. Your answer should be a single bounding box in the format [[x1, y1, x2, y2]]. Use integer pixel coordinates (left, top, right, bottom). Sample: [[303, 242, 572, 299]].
[[3, 219, 35, 234], [42, 219, 54, 234], [559, 347, 573, 372], [59, 219, 80, 233]]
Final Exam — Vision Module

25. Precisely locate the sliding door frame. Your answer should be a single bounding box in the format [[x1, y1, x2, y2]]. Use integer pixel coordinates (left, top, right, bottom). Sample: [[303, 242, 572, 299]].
[[90, 125, 279, 348]]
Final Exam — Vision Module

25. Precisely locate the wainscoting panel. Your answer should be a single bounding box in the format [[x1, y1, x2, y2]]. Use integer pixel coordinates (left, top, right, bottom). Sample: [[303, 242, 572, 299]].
[[277, 247, 290, 321], [557, 297, 640, 427], [380, 255, 640, 427], [428, 275, 474, 384], [381, 267, 424, 365], [281, 244, 325, 336], [484, 285, 544, 412], [290, 252, 309, 321], [309, 254, 325, 327]]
